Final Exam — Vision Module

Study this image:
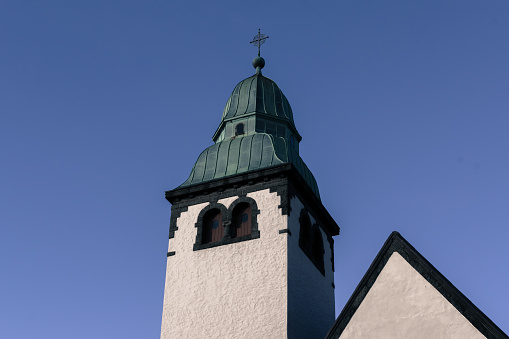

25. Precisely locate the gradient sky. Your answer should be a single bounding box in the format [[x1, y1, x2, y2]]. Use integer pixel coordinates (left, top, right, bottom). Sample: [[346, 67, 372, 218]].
[[1, 1, 508, 338]]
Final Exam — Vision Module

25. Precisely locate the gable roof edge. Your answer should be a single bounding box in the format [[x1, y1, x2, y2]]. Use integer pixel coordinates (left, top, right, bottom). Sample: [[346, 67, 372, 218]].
[[325, 231, 508, 339]]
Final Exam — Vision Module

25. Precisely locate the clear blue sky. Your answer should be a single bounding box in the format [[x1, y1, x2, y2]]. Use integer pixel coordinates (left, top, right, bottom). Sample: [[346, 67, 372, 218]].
[[1, 1, 508, 337]]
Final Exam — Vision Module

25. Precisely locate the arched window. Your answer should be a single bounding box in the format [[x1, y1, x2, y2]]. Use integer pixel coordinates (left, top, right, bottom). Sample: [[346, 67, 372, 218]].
[[194, 199, 259, 251], [232, 202, 252, 238], [312, 226, 324, 271], [299, 209, 325, 276], [299, 209, 312, 253], [235, 123, 245, 136], [202, 208, 224, 244], [227, 197, 260, 242]]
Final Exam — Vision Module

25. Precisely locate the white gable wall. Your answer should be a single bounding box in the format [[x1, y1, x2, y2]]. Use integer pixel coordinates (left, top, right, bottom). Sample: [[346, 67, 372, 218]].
[[340, 252, 485, 339]]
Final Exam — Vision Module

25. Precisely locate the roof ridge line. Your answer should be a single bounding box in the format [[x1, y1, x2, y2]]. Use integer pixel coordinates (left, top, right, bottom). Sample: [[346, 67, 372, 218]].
[[325, 231, 508, 339]]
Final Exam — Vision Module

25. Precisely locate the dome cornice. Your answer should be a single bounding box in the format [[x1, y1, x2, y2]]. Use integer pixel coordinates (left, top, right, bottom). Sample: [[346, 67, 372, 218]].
[[212, 111, 302, 143]]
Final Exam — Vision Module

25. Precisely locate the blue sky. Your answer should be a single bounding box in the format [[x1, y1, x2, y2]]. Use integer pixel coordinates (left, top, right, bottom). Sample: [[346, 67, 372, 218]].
[[1, 1, 508, 337]]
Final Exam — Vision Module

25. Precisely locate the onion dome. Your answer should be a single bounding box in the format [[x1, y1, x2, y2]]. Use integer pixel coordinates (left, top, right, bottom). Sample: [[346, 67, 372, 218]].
[[179, 57, 320, 199], [212, 56, 300, 143]]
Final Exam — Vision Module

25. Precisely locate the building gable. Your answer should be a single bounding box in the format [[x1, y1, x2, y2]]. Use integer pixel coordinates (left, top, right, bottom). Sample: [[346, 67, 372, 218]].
[[325, 232, 507, 339]]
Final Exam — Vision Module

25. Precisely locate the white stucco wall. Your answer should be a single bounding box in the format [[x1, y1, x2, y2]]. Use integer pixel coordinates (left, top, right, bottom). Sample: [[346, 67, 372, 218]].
[[340, 252, 485, 339], [160, 189, 289, 339], [287, 196, 336, 339]]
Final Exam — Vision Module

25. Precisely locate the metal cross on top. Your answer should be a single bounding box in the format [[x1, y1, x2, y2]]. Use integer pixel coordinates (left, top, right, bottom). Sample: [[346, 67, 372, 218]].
[[250, 29, 269, 56]]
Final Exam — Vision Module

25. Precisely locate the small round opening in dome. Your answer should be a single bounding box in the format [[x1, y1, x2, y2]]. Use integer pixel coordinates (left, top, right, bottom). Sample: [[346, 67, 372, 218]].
[[235, 123, 245, 136]]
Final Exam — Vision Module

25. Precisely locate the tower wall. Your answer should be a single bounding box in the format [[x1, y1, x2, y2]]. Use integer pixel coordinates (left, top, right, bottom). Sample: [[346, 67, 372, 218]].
[[287, 195, 336, 339], [161, 53, 340, 337], [160, 189, 289, 339]]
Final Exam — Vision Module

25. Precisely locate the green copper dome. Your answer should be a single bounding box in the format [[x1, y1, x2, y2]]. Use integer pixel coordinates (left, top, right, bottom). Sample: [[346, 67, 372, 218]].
[[219, 74, 296, 128], [212, 72, 301, 143], [178, 58, 320, 199]]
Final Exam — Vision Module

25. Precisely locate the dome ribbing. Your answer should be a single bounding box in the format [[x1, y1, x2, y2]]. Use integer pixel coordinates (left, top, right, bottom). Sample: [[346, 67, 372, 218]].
[[179, 58, 320, 200], [221, 74, 296, 124]]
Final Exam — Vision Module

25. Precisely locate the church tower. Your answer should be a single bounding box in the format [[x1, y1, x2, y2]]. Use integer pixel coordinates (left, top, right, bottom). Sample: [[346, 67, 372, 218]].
[[160, 34, 340, 339]]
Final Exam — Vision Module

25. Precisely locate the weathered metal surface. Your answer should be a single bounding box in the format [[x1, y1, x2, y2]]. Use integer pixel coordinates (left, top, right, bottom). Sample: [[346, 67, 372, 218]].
[[178, 133, 320, 199], [180, 56, 321, 199], [218, 73, 296, 130]]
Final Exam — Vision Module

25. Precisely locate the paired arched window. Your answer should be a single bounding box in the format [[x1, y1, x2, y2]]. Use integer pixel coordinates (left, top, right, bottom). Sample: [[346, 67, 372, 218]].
[[194, 197, 259, 251], [232, 202, 252, 238], [299, 209, 325, 275], [202, 208, 224, 244]]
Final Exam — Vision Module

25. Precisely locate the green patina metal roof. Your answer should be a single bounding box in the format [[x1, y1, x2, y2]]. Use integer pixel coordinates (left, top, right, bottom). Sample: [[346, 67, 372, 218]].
[[213, 63, 301, 142], [178, 57, 320, 199], [221, 74, 295, 125], [179, 133, 320, 197]]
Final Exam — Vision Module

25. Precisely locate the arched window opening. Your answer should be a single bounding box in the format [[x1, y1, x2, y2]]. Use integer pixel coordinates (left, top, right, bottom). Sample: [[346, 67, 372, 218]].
[[202, 209, 223, 244], [312, 226, 324, 271], [235, 123, 245, 136], [299, 209, 325, 275], [299, 209, 312, 253], [232, 202, 252, 238], [195, 198, 259, 251]]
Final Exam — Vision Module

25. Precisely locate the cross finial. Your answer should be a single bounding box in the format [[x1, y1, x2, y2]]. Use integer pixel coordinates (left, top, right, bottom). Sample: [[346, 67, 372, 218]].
[[250, 29, 269, 57]]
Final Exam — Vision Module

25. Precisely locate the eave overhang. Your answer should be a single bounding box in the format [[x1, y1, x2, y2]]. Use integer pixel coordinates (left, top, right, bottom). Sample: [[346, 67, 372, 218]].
[[165, 163, 340, 237]]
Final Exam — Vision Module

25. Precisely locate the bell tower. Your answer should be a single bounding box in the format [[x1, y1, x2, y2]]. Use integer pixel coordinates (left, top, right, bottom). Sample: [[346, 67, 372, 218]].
[[160, 34, 340, 339]]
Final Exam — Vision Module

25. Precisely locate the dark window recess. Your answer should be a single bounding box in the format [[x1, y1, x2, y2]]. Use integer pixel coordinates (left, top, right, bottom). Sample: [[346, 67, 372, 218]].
[[290, 135, 295, 148], [312, 227, 324, 270], [194, 198, 260, 251], [299, 209, 325, 275], [232, 202, 252, 238], [202, 209, 224, 244], [299, 209, 312, 252], [235, 123, 245, 135]]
